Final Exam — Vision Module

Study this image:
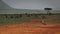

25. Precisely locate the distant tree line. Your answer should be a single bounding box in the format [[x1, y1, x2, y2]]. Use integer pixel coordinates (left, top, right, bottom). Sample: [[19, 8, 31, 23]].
[[0, 8, 59, 19]]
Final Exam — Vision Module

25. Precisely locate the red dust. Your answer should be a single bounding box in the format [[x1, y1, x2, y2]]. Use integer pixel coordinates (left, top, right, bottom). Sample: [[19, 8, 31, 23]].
[[0, 19, 60, 34]]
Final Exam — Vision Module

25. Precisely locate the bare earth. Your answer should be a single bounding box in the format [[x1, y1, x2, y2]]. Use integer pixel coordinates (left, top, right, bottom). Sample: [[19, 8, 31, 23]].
[[0, 19, 60, 34]]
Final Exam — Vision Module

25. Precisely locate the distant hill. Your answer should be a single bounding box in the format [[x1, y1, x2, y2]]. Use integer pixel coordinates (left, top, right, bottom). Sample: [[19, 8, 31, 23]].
[[0, 0, 13, 9], [0, 9, 60, 14], [0, 0, 60, 14]]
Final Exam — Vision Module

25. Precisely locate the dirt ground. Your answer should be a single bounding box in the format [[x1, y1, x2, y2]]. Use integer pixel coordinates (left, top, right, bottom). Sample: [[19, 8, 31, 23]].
[[0, 19, 60, 34]]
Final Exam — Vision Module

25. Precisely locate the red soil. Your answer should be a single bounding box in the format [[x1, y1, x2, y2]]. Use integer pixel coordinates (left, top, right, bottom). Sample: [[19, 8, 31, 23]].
[[0, 19, 60, 34]]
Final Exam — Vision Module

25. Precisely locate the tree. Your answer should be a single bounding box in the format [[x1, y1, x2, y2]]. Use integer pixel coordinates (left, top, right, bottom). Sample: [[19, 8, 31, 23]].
[[44, 8, 52, 15], [40, 8, 53, 25]]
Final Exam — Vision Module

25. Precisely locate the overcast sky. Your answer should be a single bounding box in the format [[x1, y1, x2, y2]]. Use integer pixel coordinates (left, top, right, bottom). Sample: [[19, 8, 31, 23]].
[[2, 0, 60, 10]]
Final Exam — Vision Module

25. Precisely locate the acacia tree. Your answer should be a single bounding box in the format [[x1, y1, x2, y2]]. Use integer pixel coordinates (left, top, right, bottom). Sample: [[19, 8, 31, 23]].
[[44, 8, 52, 15], [41, 8, 52, 25], [40, 8, 52, 25]]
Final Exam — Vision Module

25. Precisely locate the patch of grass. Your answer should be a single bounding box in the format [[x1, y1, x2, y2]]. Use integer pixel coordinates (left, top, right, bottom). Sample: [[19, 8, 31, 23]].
[[0, 17, 33, 25], [45, 18, 60, 23], [0, 15, 60, 26]]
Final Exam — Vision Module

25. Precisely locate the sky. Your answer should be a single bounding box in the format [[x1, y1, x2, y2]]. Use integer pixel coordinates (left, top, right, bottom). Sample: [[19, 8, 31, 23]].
[[2, 0, 60, 10]]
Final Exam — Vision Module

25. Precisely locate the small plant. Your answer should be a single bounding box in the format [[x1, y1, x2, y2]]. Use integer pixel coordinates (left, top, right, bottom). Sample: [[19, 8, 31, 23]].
[[41, 15, 46, 19], [34, 14, 38, 17], [10, 16, 13, 18], [27, 14, 31, 17], [20, 14, 22, 17]]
